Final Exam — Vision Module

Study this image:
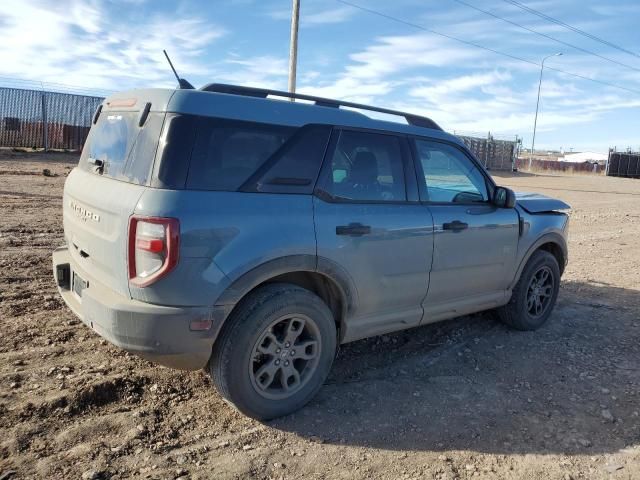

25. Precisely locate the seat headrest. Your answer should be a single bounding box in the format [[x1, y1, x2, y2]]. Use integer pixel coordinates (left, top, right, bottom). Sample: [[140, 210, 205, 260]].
[[350, 151, 378, 184]]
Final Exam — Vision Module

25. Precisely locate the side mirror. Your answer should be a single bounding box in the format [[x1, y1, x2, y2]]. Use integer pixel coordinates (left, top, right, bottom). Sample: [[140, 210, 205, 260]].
[[493, 186, 516, 208]]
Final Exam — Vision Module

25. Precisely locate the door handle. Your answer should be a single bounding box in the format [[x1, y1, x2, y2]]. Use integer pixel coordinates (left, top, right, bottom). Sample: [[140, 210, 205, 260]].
[[442, 220, 468, 232], [336, 223, 371, 236]]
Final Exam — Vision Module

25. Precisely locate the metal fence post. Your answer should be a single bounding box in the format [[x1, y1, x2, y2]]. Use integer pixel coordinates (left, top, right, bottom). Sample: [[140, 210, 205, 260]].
[[41, 91, 48, 151], [485, 131, 490, 168]]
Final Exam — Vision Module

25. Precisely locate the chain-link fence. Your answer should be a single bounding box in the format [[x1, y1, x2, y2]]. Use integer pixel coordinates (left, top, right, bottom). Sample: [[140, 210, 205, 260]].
[[606, 150, 640, 179], [0, 84, 525, 167], [454, 131, 519, 171], [0, 87, 104, 151]]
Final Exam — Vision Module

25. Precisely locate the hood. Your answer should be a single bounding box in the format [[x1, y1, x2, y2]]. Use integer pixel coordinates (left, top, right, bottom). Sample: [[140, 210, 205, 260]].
[[515, 192, 571, 213]]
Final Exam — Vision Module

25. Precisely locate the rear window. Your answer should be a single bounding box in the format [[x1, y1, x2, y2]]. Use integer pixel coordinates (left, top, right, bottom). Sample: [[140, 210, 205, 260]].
[[186, 118, 295, 191], [79, 111, 163, 185]]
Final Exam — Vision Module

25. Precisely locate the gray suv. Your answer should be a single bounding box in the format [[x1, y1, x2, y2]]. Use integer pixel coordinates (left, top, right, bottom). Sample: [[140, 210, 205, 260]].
[[53, 84, 570, 419]]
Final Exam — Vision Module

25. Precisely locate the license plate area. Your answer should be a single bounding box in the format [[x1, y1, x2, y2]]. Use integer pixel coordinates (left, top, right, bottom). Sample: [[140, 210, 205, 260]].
[[72, 272, 88, 298]]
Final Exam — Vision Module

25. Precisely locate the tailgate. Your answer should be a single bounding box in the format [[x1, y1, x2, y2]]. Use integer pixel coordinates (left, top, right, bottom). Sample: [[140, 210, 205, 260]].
[[63, 168, 145, 297]]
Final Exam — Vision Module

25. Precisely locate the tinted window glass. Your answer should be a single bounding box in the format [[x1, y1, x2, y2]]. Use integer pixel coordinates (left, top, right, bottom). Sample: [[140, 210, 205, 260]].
[[125, 112, 164, 184], [187, 118, 294, 191], [247, 125, 331, 194], [152, 114, 198, 189], [81, 112, 135, 178], [79, 111, 161, 185], [414, 139, 488, 203], [322, 130, 406, 202]]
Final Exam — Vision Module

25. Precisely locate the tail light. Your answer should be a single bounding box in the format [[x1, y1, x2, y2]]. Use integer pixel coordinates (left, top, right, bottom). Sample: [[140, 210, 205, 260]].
[[128, 216, 179, 287]]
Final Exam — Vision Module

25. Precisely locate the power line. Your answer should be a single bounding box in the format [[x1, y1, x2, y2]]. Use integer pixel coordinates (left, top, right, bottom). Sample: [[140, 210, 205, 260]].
[[336, 0, 640, 96], [501, 0, 640, 60], [453, 0, 640, 73]]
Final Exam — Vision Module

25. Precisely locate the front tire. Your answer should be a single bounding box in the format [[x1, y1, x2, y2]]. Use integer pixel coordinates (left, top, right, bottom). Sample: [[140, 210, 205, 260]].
[[498, 250, 561, 331], [209, 283, 337, 420]]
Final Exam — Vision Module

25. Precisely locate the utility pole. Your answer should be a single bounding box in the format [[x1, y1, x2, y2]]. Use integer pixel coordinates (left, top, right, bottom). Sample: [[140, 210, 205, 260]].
[[288, 0, 300, 100], [530, 52, 562, 169]]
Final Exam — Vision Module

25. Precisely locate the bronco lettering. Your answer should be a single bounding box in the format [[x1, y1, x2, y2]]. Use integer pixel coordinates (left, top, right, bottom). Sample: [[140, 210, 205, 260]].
[[69, 200, 100, 223]]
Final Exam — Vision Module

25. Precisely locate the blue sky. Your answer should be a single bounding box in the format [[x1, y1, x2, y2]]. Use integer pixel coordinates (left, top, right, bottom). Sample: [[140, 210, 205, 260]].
[[1, 0, 639, 152]]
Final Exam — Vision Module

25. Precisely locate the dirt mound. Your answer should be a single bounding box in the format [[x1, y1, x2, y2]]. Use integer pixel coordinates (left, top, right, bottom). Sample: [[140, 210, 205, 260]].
[[16, 376, 147, 421], [71, 377, 147, 413]]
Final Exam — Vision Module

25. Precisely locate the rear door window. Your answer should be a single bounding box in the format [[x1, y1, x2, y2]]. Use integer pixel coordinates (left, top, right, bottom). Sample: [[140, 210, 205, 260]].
[[187, 118, 295, 191], [319, 130, 407, 202]]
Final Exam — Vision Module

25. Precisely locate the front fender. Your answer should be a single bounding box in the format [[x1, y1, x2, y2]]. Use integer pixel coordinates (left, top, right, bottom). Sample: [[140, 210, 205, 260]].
[[510, 231, 568, 289]]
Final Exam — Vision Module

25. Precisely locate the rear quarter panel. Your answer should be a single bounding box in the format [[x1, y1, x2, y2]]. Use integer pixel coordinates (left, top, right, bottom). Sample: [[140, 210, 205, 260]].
[[130, 190, 316, 306]]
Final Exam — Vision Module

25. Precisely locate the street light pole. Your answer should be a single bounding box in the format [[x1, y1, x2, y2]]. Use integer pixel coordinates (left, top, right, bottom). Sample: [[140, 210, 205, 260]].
[[288, 0, 300, 100], [530, 52, 562, 169]]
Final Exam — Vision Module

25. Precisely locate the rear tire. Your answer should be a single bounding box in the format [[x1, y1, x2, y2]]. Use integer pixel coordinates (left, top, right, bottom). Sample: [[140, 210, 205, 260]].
[[209, 283, 337, 420], [497, 250, 560, 331]]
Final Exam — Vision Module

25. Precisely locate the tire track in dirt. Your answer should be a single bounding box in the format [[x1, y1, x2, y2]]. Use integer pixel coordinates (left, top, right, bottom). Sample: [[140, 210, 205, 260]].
[[0, 189, 61, 200]]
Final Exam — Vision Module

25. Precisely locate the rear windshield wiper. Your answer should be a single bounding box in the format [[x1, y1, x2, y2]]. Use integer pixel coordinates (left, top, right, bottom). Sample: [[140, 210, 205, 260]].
[[87, 157, 104, 173]]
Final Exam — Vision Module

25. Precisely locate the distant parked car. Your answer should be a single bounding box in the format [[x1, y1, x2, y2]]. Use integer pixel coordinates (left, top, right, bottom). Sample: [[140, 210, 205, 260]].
[[53, 84, 570, 419]]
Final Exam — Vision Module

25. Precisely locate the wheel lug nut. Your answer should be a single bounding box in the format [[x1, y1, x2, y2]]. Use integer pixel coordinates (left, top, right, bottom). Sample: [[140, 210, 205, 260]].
[[285, 342, 290, 348], [275, 348, 281, 353], [290, 350, 295, 356], [284, 361, 289, 366], [275, 360, 280, 365]]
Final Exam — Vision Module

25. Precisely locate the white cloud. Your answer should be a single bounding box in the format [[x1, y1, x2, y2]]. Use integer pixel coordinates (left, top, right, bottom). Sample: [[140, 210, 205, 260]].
[[589, 3, 640, 16], [397, 78, 640, 136], [268, 5, 355, 26], [1, 0, 635, 153], [298, 30, 634, 146], [291, 24, 638, 150], [409, 71, 512, 98], [346, 34, 482, 80], [0, 0, 225, 91], [302, 6, 356, 25], [298, 33, 486, 102], [299, 77, 392, 104], [220, 56, 289, 89]]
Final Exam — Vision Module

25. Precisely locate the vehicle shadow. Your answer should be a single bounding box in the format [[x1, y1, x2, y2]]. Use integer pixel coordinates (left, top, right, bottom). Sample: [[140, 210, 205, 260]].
[[271, 280, 640, 455]]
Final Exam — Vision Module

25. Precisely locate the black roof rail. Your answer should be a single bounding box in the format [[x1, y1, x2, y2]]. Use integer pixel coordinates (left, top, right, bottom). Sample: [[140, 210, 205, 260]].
[[200, 83, 443, 131]]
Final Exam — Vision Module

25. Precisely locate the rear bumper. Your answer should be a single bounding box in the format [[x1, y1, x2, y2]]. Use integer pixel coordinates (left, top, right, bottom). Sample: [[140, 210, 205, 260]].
[[52, 246, 230, 370]]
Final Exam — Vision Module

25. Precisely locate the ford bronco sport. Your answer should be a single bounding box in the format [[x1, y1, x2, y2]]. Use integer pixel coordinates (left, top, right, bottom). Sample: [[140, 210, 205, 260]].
[[53, 84, 570, 419]]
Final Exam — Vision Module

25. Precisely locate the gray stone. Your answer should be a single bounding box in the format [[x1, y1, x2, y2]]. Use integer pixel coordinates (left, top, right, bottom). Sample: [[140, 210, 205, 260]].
[[604, 463, 623, 473], [81, 471, 101, 480]]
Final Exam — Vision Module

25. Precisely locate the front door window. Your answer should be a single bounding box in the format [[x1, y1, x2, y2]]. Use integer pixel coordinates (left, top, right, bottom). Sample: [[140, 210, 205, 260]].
[[414, 139, 489, 203]]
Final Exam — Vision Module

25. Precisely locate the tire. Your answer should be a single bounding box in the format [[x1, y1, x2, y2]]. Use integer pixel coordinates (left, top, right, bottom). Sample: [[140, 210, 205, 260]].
[[209, 283, 337, 420], [497, 250, 561, 331]]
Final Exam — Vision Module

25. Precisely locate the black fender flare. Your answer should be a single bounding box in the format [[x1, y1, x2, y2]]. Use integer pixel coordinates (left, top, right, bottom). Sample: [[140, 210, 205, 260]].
[[214, 254, 358, 320], [510, 232, 568, 289]]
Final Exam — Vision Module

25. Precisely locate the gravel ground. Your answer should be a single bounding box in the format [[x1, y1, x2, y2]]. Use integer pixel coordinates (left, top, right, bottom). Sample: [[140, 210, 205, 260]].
[[0, 151, 639, 480]]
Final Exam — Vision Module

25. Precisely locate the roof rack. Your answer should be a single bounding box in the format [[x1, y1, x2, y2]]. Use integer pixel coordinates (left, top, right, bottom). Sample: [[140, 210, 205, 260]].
[[200, 83, 443, 131]]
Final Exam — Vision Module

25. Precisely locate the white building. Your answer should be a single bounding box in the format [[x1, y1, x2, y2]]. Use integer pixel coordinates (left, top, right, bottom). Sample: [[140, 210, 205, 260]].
[[560, 151, 608, 163]]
